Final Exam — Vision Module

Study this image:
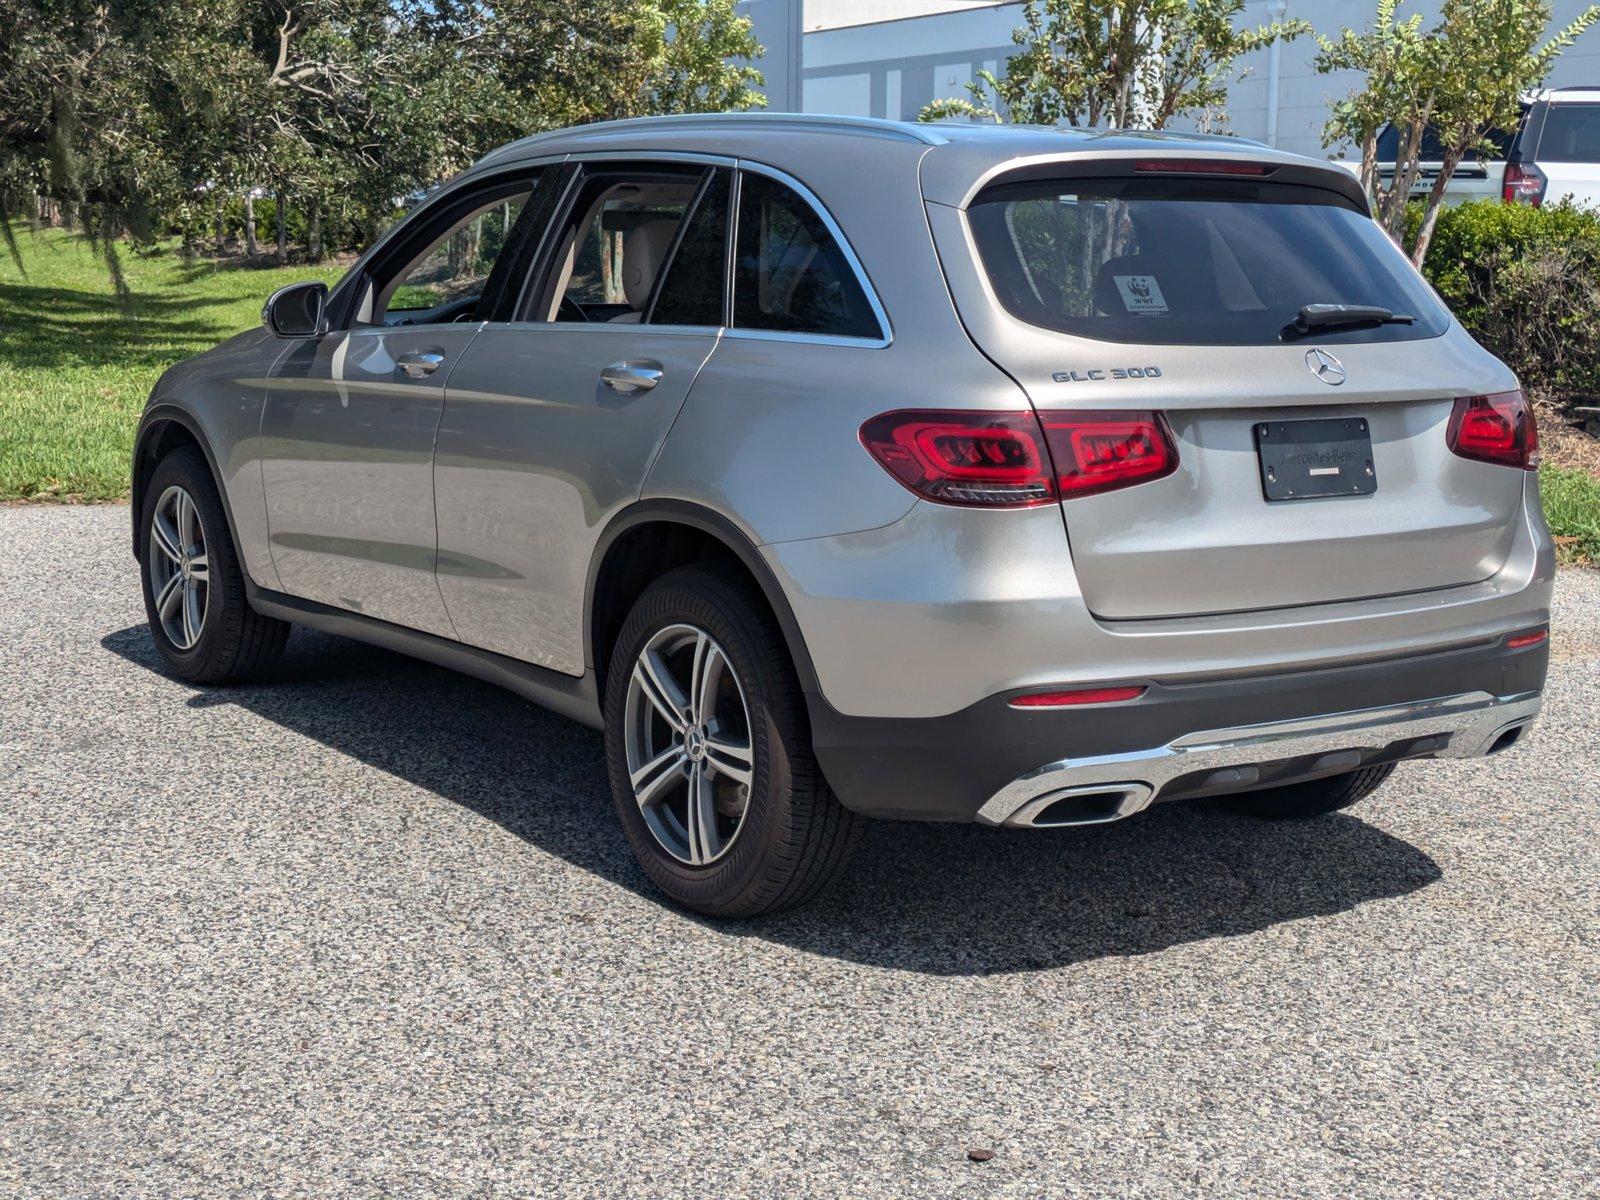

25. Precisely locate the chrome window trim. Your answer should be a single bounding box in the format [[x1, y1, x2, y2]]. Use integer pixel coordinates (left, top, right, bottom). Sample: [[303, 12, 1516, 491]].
[[731, 160, 893, 349]]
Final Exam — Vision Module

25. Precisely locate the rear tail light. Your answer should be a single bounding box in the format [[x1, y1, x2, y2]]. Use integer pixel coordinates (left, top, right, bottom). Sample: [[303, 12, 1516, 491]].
[[1446, 390, 1540, 470], [1008, 685, 1146, 709], [858, 410, 1055, 507], [1502, 162, 1546, 206], [1504, 628, 1548, 650], [1039, 411, 1178, 496], [859, 409, 1177, 507]]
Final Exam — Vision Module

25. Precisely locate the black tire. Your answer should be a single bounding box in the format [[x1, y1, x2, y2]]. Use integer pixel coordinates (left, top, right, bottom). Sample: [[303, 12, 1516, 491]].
[[138, 446, 289, 684], [603, 564, 865, 918], [1216, 763, 1396, 820]]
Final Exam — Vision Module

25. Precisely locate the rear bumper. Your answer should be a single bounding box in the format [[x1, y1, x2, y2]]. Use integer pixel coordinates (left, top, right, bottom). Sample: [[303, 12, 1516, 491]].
[[808, 636, 1548, 822]]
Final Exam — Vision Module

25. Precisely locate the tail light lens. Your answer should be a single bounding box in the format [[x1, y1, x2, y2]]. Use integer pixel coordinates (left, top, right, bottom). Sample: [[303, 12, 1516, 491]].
[[860, 409, 1178, 506], [1446, 390, 1540, 470], [1502, 162, 1546, 206], [858, 410, 1055, 507], [1038, 411, 1178, 496]]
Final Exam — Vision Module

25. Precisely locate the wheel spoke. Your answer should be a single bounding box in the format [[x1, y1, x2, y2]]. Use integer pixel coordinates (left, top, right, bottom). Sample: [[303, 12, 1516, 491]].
[[703, 729, 753, 788], [186, 553, 208, 583], [635, 650, 688, 732], [690, 637, 726, 723], [155, 571, 183, 621], [631, 743, 686, 810], [150, 513, 182, 565], [175, 491, 194, 552], [182, 581, 203, 646], [685, 761, 720, 865]]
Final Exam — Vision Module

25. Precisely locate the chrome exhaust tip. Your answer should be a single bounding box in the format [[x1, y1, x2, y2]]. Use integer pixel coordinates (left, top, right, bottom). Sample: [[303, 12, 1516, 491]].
[[1003, 783, 1155, 829]]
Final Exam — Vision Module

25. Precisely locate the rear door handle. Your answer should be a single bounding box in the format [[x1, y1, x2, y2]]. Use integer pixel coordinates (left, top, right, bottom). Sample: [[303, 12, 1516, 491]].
[[397, 351, 445, 379], [601, 361, 663, 394]]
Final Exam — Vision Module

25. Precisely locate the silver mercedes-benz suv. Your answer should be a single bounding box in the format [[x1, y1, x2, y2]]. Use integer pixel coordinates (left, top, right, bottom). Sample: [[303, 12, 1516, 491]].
[[131, 115, 1553, 916]]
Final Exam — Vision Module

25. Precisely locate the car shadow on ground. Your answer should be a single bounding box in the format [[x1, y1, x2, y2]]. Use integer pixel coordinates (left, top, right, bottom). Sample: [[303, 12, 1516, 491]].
[[103, 624, 1442, 976]]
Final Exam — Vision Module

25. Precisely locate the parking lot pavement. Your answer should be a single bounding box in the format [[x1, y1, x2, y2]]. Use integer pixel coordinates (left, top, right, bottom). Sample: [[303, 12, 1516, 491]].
[[1, 503, 1595, 1199]]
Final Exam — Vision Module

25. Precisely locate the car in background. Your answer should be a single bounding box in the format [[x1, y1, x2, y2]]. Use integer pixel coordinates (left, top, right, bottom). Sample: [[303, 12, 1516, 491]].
[[1363, 88, 1600, 208]]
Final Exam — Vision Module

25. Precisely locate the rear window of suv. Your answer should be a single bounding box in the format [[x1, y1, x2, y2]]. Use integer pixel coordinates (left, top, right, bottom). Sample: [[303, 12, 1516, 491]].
[[968, 176, 1451, 346], [1535, 102, 1600, 162]]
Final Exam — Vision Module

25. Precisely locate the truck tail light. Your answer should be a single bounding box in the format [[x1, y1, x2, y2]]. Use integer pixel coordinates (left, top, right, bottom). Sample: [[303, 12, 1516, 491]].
[[1502, 162, 1546, 206], [860, 410, 1178, 506], [1446, 390, 1539, 470]]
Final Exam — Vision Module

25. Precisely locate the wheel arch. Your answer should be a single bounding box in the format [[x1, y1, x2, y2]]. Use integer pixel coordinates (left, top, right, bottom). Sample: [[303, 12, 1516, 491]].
[[586, 501, 821, 704], [130, 405, 245, 570]]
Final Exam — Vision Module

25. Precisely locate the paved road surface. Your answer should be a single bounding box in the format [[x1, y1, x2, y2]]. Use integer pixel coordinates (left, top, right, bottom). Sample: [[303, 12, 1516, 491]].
[[1, 505, 1595, 1198]]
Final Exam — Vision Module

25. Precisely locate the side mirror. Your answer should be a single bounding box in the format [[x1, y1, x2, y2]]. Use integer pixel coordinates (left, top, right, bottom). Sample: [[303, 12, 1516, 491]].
[[263, 281, 329, 337]]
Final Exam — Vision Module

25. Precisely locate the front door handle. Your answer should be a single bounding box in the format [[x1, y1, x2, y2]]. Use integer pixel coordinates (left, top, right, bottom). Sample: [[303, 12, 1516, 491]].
[[601, 361, 663, 394], [397, 351, 445, 379]]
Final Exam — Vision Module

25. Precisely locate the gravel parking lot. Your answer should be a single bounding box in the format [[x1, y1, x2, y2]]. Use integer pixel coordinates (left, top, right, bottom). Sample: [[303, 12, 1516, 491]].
[[1, 504, 1595, 1199]]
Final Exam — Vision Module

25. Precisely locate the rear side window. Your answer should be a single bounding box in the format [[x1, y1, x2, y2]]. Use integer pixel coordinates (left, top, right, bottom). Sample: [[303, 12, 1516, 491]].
[[650, 170, 730, 327], [968, 177, 1451, 346], [733, 173, 882, 340], [1535, 102, 1600, 162]]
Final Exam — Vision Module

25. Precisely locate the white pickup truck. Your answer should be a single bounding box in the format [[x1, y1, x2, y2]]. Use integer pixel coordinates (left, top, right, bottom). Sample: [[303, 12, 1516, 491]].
[[1357, 88, 1600, 209]]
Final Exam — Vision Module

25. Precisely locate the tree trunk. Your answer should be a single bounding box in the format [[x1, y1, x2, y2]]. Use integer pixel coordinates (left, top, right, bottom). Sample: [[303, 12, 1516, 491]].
[[307, 205, 322, 263], [214, 196, 225, 254], [275, 192, 287, 264], [1411, 146, 1465, 269], [1358, 130, 1379, 206], [244, 192, 258, 257]]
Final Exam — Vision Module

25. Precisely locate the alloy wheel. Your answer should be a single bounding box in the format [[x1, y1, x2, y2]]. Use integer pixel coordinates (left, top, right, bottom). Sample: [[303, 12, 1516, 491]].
[[147, 484, 210, 651], [623, 623, 755, 866]]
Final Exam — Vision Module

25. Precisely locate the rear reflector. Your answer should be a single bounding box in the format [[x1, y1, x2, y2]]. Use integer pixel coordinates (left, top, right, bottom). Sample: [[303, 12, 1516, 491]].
[[1008, 686, 1146, 709], [1505, 629, 1548, 650], [1446, 390, 1540, 470], [1134, 159, 1272, 176], [860, 409, 1178, 506]]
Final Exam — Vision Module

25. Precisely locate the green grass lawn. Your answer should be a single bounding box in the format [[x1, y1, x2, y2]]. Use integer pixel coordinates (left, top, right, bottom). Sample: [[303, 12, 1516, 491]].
[[2, 229, 1598, 565], [0, 230, 345, 501]]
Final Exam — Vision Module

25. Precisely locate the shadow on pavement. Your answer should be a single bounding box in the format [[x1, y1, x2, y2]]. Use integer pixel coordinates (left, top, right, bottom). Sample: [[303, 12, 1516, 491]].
[[103, 624, 1442, 976]]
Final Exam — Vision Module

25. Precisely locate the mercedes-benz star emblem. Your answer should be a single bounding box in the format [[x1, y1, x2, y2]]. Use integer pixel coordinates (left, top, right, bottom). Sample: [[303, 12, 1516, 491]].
[[1305, 348, 1346, 386]]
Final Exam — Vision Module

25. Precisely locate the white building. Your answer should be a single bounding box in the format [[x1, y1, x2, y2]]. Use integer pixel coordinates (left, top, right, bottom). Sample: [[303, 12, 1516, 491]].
[[736, 0, 1600, 159]]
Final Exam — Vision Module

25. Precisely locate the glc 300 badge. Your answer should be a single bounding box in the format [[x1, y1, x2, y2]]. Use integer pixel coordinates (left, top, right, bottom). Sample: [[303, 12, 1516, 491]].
[[1305, 348, 1346, 386], [1053, 366, 1164, 383]]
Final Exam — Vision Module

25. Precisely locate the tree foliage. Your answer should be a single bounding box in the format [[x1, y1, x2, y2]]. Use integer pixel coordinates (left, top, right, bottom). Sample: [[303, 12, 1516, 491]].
[[1317, 0, 1600, 265], [0, 0, 764, 269], [919, 0, 1309, 130]]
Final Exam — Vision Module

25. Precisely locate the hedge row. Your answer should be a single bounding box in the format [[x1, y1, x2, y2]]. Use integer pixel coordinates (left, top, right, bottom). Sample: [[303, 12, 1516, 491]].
[[1413, 200, 1600, 415]]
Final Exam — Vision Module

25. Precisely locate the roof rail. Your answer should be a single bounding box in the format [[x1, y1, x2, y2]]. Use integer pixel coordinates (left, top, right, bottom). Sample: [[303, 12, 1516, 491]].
[[476, 112, 948, 167]]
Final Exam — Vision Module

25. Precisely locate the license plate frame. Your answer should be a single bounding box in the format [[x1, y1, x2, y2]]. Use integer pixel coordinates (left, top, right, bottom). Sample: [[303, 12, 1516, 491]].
[[1254, 417, 1377, 502]]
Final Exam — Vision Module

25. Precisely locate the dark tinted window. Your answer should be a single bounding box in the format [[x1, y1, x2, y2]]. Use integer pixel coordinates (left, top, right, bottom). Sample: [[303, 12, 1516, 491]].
[[732, 173, 881, 339], [1375, 122, 1517, 161], [650, 170, 729, 326], [968, 177, 1450, 346], [1536, 102, 1600, 162]]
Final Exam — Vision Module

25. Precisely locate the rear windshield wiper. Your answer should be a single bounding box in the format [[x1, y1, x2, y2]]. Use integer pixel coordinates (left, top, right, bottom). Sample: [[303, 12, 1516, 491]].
[[1282, 303, 1417, 340]]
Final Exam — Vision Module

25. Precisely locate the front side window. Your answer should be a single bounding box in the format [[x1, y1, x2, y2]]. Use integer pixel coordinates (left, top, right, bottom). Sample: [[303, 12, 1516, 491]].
[[732, 173, 882, 339], [968, 177, 1451, 346], [377, 189, 532, 325]]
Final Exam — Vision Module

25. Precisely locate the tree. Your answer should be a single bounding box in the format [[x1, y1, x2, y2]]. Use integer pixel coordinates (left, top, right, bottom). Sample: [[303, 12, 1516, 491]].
[[919, 0, 1308, 130], [1318, 0, 1600, 266]]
